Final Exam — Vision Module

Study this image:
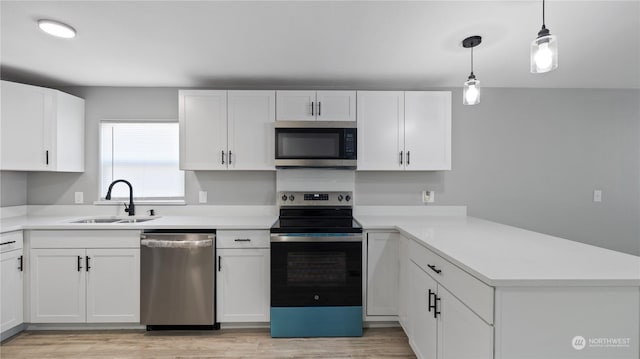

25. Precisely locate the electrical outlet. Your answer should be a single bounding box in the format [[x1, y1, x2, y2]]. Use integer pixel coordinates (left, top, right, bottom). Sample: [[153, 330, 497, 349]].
[[422, 190, 434, 203], [199, 191, 208, 204], [593, 190, 602, 203], [74, 192, 84, 204]]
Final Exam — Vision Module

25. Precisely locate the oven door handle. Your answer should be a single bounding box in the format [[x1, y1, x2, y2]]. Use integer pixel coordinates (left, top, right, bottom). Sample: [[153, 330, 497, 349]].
[[270, 234, 362, 243]]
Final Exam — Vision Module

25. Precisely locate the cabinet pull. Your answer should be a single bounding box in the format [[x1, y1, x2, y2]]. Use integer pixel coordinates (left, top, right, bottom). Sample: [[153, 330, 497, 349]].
[[218, 256, 221, 271], [221, 150, 225, 165], [46, 150, 49, 165], [427, 289, 434, 312], [86, 256, 91, 272], [18, 255, 23, 271], [77, 255, 83, 271], [318, 101, 321, 116], [399, 151, 403, 165], [234, 238, 251, 242], [0, 241, 16, 246], [407, 151, 411, 165], [311, 102, 314, 116], [427, 264, 442, 274], [229, 151, 232, 164], [434, 294, 441, 319]]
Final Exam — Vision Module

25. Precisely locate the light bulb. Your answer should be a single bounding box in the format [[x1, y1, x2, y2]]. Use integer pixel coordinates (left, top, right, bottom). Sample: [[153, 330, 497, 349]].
[[463, 78, 480, 105], [534, 43, 553, 71], [465, 85, 479, 103], [530, 34, 558, 73]]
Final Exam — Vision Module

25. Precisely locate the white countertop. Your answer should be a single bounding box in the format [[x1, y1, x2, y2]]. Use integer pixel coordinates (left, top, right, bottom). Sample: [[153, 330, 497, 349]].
[[0, 214, 277, 233], [358, 215, 640, 287], [3, 206, 638, 287]]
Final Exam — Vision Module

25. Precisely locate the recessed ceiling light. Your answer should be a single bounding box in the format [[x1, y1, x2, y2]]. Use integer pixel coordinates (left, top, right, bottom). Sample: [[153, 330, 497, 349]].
[[38, 19, 76, 39]]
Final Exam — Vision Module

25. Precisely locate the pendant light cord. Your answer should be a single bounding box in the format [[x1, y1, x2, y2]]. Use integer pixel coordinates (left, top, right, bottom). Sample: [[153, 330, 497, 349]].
[[470, 46, 474, 75], [542, 0, 546, 27]]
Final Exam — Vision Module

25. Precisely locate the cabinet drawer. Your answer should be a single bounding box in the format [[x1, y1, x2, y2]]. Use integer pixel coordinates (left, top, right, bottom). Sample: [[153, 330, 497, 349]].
[[30, 230, 140, 248], [409, 240, 494, 324], [0, 231, 23, 253], [217, 230, 270, 248]]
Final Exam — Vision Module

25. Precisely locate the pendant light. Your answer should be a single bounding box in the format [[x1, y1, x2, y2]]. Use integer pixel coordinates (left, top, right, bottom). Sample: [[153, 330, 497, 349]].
[[462, 35, 482, 106], [530, 0, 558, 73]]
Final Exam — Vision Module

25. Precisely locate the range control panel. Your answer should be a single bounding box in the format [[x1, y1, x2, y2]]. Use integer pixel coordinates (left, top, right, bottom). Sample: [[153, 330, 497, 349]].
[[278, 191, 353, 207]]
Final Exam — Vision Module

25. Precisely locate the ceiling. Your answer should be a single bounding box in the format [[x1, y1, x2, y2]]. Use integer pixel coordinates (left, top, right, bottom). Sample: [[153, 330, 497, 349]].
[[1, 1, 639, 89]]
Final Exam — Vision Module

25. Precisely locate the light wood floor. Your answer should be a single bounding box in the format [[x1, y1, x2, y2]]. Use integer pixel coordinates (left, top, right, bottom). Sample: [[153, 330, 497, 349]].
[[0, 327, 416, 359]]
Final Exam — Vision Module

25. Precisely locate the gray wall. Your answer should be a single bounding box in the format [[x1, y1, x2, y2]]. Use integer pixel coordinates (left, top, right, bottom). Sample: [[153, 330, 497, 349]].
[[356, 88, 640, 256], [20, 86, 640, 255], [26, 87, 277, 206], [0, 171, 27, 206]]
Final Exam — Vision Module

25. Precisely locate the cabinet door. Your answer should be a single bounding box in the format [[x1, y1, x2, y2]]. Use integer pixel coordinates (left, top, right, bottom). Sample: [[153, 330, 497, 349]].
[[53, 90, 85, 172], [357, 91, 405, 170], [0, 80, 53, 171], [316, 91, 356, 122], [276, 91, 316, 121], [227, 91, 275, 170], [86, 249, 140, 323], [1, 250, 23, 333], [404, 91, 451, 171], [398, 235, 410, 332], [217, 248, 270, 322], [179, 90, 228, 170], [409, 261, 438, 359], [437, 285, 493, 359], [366, 232, 399, 316], [30, 249, 86, 323]]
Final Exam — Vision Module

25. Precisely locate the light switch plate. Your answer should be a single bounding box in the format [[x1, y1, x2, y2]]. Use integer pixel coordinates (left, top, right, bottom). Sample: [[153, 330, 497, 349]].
[[74, 192, 84, 204], [199, 191, 208, 204], [593, 190, 602, 202], [422, 190, 434, 203]]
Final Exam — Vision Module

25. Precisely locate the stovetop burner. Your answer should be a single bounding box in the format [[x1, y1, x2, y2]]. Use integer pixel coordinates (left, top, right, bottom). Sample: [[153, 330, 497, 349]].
[[271, 191, 361, 234]]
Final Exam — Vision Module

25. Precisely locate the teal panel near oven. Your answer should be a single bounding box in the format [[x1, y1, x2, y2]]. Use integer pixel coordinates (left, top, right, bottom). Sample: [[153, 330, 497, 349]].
[[270, 306, 363, 337]]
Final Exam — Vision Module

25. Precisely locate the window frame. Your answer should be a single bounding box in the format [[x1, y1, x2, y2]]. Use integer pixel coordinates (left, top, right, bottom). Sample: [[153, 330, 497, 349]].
[[96, 119, 185, 205]]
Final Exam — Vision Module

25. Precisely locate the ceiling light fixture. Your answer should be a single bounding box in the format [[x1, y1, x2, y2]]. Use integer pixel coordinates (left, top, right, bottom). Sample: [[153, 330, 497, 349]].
[[462, 35, 482, 106], [530, 0, 558, 73], [38, 19, 76, 39]]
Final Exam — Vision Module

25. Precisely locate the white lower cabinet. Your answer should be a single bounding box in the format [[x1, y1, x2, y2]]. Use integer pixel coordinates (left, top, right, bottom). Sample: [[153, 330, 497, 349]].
[[216, 230, 270, 323], [29, 230, 140, 324], [366, 231, 399, 317], [407, 260, 493, 359], [1, 231, 24, 335]]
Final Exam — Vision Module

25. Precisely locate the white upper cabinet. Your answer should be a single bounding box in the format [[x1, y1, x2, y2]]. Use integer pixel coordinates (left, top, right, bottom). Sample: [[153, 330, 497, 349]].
[[357, 91, 451, 171], [404, 91, 451, 171], [179, 90, 228, 170], [276, 90, 355, 121], [0, 80, 85, 172], [357, 91, 405, 170], [227, 91, 276, 170], [179, 90, 275, 170]]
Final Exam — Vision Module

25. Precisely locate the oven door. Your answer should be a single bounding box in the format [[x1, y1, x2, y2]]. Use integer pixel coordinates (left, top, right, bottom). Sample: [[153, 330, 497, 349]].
[[270, 233, 362, 307]]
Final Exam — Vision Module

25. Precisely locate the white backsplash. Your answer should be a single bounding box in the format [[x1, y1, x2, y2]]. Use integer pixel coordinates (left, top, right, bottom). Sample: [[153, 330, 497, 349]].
[[276, 169, 355, 193]]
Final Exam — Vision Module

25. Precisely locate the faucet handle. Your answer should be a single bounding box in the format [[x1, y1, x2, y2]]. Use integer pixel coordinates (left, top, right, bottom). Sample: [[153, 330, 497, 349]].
[[123, 202, 130, 213]]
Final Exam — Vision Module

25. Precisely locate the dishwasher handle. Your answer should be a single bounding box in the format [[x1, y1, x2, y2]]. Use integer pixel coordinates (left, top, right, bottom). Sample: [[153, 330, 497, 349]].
[[141, 238, 213, 248]]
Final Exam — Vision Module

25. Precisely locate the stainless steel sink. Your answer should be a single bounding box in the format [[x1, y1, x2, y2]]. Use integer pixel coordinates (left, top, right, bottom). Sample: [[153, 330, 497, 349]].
[[70, 217, 158, 224], [72, 218, 122, 224]]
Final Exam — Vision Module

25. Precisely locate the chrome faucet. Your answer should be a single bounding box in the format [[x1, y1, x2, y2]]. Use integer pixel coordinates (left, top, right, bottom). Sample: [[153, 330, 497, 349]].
[[105, 179, 135, 216]]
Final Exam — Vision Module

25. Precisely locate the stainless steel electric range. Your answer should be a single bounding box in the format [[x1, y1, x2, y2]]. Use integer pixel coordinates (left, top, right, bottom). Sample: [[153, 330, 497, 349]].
[[270, 191, 363, 338]]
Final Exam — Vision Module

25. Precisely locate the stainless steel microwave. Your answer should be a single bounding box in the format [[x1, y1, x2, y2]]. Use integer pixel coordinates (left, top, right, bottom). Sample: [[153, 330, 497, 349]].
[[274, 121, 357, 168]]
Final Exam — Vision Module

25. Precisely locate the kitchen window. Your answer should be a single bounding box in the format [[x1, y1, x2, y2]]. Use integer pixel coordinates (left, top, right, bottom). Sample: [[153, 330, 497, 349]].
[[100, 121, 184, 202]]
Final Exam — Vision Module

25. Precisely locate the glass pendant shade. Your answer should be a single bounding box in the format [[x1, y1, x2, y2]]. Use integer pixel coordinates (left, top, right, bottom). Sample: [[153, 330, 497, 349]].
[[463, 77, 480, 105], [530, 33, 558, 73]]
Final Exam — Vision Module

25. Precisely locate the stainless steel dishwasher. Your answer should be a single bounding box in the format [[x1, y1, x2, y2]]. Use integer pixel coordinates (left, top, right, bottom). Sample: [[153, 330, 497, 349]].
[[140, 230, 218, 329]]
